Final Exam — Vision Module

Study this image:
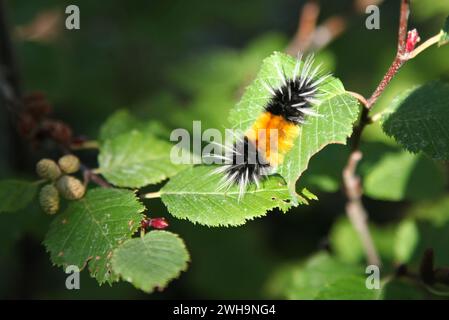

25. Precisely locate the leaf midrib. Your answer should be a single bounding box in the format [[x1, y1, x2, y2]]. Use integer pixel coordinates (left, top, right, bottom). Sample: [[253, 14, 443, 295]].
[[161, 187, 288, 196]]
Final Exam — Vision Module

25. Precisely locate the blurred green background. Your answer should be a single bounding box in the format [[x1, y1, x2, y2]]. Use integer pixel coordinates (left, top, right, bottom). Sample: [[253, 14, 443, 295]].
[[1, 0, 448, 299]]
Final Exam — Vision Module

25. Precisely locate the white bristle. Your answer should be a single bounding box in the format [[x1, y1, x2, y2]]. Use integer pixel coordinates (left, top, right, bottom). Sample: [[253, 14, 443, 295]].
[[310, 73, 331, 87], [276, 63, 287, 86], [306, 63, 323, 85], [293, 53, 303, 82], [299, 107, 322, 117], [292, 101, 307, 107], [262, 81, 276, 96], [299, 88, 318, 97], [305, 97, 321, 105]]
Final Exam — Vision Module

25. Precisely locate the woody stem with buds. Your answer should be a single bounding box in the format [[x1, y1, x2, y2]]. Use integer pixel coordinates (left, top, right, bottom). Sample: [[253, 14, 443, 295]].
[[343, 0, 413, 267]]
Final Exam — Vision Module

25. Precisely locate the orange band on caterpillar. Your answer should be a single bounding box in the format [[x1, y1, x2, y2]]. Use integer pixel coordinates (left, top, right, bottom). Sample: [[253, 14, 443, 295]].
[[245, 112, 299, 168]]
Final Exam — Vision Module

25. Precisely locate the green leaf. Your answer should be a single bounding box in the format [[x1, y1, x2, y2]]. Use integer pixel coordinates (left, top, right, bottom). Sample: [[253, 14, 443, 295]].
[[410, 196, 449, 226], [160, 165, 293, 226], [99, 109, 169, 142], [269, 253, 430, 300], [111, 231, 189, 293], [382, 81, 449, 160], [228, 52, 360, 198], [394, 210, 449, 267], [98, 130, 191, 188], [0, 180, 38, 213], [394, 219, 419, 263], [438, 16, 449, 46], [314, 276, 378, 300], [380, 278, 428, 300], [43, 188, 144, 284], [413, 2, 449, 21], [394, 196, 449, 267], [274, 253, 372, 300], [99, 110, 141, 142], [361, 149, 445, 201]]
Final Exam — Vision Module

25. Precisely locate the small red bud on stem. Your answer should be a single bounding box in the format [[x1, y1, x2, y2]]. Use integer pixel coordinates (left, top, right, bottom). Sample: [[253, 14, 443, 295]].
[[140, 217, 169, 231], [150, 217, 169, 229], [405, 29, 420, 53]]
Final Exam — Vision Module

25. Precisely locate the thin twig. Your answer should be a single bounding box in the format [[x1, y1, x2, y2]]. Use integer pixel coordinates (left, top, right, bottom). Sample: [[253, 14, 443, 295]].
[[309, 16, 346, 51], [343, 151, 381, 266], [70, 140, 99, 150], [366, 0, 410, 108], [285, 0, 320, 55], [286, 1, 349, 55], [397, 0, 410, 55], [342, 0, 411, 267], [81, 164, 111, 188]]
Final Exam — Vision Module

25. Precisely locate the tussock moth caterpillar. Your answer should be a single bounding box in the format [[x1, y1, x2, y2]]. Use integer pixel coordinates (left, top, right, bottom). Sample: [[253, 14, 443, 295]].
[[211, 54, 330, 199]]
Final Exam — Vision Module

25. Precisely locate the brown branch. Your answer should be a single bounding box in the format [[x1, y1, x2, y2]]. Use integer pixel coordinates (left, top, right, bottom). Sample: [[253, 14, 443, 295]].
[[82, 164, 111, 188], [285, 1, 320, 55], [397, 0, 410, 55], [343, 151, 381, 266], [366, 0, 410, 108], [286, 1, 348, 55], [309, 16, 346, 51], [396, 249, 449, 296], [342, 0, 411, 267]]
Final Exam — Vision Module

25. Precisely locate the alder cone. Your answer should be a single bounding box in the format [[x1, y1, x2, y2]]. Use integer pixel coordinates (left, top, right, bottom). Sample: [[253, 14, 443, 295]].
[[39, 184, 60, 215], [36, 158, 61, 181], [58, 154, 80, 174], [56, 175, 85, 200]]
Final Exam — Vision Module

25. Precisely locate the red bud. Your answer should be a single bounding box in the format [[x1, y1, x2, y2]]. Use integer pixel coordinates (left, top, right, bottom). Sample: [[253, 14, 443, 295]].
[[140, 217, 169, 230], [406, 29, 420, 53], [150, 217, 169, 229]]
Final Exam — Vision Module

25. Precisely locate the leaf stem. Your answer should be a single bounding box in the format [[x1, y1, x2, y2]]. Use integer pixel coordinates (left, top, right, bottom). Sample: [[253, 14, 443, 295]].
[[70, 140, 99, 150], [407, 33, 441, 59], [81, 164, 111, 188], [366, 55, 406, 109], [33, 179, 47, 185], [91, 168, 101, 174], [143, 191, 162, 199], [347, 91, 368, 108]]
